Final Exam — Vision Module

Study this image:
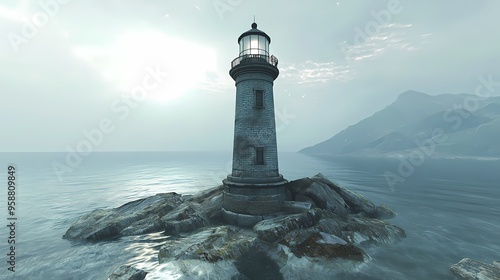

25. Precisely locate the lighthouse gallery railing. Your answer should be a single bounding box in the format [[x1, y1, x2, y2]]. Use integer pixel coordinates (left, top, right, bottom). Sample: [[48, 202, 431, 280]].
[[231, 54, 278, 69]]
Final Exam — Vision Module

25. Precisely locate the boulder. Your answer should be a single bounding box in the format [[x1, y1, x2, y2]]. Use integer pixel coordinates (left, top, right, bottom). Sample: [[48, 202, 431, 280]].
[[164, 214, 207, 235], [160, 203, 196, 222], [285, 178, 314, 199], [311, 211, 347, 237], [286, 231, 367, 262], [280, 227, 320, 248], [299, 211, 404, 246], [302, 181, 348, 216], [451, 258, 500, 280], [281, 201, 313, 214], [311, 173, 376, 214], [373, 204, 396, 219], [158, 226, 255, 263], [162, 188, 224, 235], [253, 209, 322, 242], [185, 186, 224, 223], [341, 217, 406, 245], [310, 173, 396, 219], [107, 265, 147, 280]]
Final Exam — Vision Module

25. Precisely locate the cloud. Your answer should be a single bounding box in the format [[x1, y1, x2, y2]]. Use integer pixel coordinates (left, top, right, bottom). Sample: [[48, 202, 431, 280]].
[[1, 1, 499, 152], [340, 23, 428, 62], [280, 61, 354, 84], [277, 24, 431, 86]]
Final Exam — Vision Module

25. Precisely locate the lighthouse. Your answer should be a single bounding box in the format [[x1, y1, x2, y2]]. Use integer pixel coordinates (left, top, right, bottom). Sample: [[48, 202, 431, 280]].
[[222, 22, 287, 226]]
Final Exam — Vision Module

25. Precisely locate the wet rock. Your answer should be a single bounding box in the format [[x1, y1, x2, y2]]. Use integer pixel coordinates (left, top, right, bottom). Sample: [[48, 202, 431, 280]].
[[300, 211, 404, 246], [310, 173, 397, 219], [280, 228, 319, 248], [280, 226, 367, 263], [311, 211, 347, 237], [162, 187, 224, 235], [374, 204, 396, 219], [63, 193, 183, 241], [276, 241, 370, 280], [164, 214, 207, 236], [148, 260, 239, 280], [341, 217, 406, 245], [158, 226, 255, 263], [302, 181, 348, 216], [253, 209, 322, 242], [64, 186, 225, 241], [450, 258, 500, 280], [160, 204, 196, 222], [281, 201, 312, 214], [285, 178, 313, 199], [311, 173, 376, 214], [107, 265, 147, 280], [287, 231, 367, 262], [186, 185, 223, 204], [185, 186, 225, 223], [294, 193, 317, 207]]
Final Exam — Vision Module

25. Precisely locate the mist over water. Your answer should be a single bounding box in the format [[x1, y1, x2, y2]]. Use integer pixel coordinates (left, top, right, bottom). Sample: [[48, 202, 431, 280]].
[[1, 152, 499, 279]]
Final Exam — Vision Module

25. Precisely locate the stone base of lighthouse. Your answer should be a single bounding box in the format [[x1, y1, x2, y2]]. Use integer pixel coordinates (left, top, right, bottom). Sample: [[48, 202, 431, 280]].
[[222, 175, 287, 227]]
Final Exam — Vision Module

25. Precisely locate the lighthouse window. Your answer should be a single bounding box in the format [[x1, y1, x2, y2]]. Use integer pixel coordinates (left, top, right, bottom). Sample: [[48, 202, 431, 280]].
[[255, 90, 264, 108], [255, 147, 264, 165]]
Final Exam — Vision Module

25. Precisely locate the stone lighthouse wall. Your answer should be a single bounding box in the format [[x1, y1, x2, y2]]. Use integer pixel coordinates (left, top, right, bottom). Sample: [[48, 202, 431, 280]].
[[231, 72, 280, 180]]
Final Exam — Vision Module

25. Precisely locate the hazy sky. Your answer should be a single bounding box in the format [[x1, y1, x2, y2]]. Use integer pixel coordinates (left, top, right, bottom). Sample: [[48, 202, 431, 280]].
[[1, 0, 499, 152]]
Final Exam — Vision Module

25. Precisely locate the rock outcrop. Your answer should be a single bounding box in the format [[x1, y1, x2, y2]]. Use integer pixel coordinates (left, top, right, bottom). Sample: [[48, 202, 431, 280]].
[[63, 193, 184, 241], [64, 186, 224, 241], [66, 174, 405, 279], [254, 209, 323, 242], [158, 226, 256, 263], [281, 230, 368, 261], [107, 265, 147, 280], [451, 258, 500, 280]]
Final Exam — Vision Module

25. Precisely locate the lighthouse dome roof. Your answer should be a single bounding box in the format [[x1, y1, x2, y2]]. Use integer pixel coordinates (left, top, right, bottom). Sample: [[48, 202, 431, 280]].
[[238, 22, 271, 44]]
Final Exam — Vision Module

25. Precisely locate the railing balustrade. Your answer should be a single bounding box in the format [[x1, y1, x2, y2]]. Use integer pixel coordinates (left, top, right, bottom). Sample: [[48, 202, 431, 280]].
[[231, 54, 278, 68]]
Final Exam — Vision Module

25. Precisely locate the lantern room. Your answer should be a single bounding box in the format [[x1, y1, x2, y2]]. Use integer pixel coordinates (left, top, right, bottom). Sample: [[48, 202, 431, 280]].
[[237, 22, 270, 56]]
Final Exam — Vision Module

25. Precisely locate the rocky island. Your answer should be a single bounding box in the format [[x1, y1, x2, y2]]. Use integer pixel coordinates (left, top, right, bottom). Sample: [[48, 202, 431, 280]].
[[64, 174, 406, 279]]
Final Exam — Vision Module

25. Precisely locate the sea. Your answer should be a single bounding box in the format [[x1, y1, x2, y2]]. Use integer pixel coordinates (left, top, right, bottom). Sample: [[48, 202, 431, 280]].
[[0, 151, 499, 280]]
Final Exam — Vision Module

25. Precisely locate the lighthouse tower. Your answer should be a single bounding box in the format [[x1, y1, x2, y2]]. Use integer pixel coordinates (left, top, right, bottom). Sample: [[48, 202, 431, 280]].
[[222, 22, 287, 226]]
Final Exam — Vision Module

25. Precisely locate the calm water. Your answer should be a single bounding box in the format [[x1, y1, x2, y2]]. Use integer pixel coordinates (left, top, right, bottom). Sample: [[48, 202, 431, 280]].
[[0, 152, 499, 280]]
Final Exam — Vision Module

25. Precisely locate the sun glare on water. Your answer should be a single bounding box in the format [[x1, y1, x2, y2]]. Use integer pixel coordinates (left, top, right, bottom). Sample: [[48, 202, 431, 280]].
[[73, 30, 218, 102]]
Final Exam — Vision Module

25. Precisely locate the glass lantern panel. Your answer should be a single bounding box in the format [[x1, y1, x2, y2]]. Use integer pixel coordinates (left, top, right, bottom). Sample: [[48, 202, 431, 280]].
[[259, 35, 268, 55], [239, 34, 270, 56], [265, 36, 269, 55], [240, 36, 251, 55], [239, 37, 243, 55], [249, 35, 258, 54]]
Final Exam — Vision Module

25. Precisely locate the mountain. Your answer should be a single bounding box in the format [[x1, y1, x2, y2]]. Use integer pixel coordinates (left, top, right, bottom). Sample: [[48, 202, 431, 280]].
[[300, 91, 500, 158], [475, 102, 500, 119]]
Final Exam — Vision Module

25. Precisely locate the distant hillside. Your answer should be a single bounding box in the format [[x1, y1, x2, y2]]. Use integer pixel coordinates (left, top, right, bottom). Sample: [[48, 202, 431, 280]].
[[300, 91, 500, 158]]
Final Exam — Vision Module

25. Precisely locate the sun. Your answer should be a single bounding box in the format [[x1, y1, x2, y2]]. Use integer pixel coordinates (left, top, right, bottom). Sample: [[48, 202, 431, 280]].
[[73, 30, 218, 102]]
